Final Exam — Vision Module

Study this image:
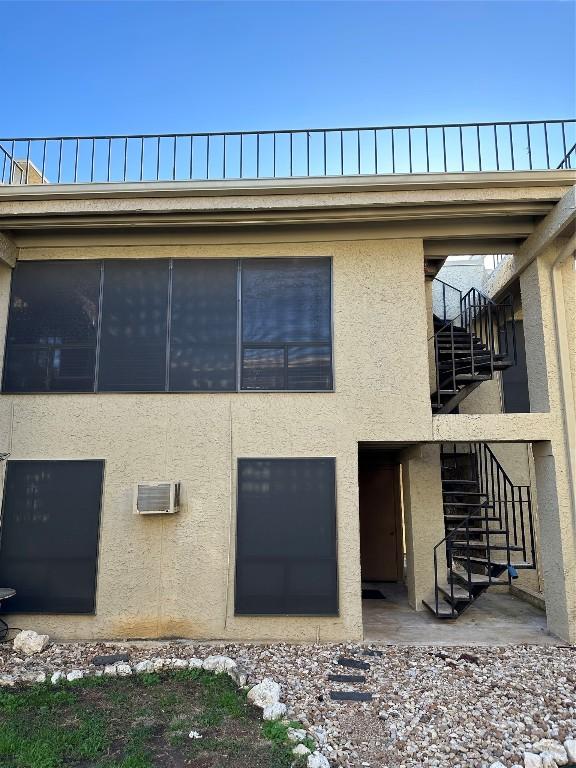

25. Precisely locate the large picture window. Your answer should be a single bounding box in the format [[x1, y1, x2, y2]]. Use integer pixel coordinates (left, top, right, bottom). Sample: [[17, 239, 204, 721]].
[[3, 258, 332, 393], [0, 460, 104, 613], [235, 458, 338, 615]]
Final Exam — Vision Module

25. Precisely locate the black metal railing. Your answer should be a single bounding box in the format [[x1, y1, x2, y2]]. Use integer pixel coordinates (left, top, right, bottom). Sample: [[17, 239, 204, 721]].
[[1, 119, 575, 186], [557, 141, 576, 169], [433, 442, 536, 617], [431, 286, 516, 411], [432, 277, 463, 322]]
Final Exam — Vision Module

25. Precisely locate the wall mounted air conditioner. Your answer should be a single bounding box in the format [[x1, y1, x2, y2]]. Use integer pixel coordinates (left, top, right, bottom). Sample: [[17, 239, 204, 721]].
[[133, 482, 180, 515]]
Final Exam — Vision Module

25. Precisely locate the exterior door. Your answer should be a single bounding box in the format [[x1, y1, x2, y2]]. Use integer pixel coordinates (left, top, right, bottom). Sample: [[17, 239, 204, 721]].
[[359, 461, 403, 582]]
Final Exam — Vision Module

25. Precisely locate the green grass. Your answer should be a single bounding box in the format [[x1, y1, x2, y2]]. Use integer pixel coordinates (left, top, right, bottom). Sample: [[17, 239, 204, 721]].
[[0, 669, 308, 768]]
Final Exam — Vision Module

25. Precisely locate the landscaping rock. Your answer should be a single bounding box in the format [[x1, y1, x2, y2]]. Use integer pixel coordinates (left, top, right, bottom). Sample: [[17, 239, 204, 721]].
[[188, 730, 202, 739], [490, 762, 507, 768], [0, 674, 15, 687], [307, 752, 330, 768], [50, 671, 64, 685], [227, 664, 248, 687], [293, 743, 311, 756], [533, 740, 568, 765], [13, 630, 49, 656], [247, 678, 281, 709], [287, 727, 308, 743], [202, 655, 236, 674], [262, 702, 287, 721], [115, 663, 132, 677], [525, 753, 543, 768], [103, 664, 118, 676], [541, 754, 559, 768], [171, 659, 189, 669], [134, 660, 154, 674], [564, 740, 576, 762], [66, 670, 84, 682], [187, 658, 203, 669]]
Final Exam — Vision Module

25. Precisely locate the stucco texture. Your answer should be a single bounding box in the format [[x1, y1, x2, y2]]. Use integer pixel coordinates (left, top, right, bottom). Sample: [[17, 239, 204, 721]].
[[0, 235, 433, 642]]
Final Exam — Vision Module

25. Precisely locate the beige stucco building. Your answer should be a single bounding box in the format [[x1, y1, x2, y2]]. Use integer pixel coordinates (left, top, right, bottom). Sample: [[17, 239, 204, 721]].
[[0, 123, 574, 643]]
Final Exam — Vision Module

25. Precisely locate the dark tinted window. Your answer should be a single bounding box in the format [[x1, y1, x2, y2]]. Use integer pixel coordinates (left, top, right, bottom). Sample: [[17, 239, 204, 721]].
[[98, 261, 169, 391], [169, 260, 237, 391], [0, 460, 103, 613], [3, 261, 100, 392], [501, 319, 530, 413], [235, 458, 338, 615], [241, 258, 332, 390]]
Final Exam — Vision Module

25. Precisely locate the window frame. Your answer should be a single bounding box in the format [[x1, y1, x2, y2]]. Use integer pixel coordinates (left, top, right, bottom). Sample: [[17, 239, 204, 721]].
[[2, 257, 334, 395], [0, 458, 105, 614], [234, 456, 339, 617]]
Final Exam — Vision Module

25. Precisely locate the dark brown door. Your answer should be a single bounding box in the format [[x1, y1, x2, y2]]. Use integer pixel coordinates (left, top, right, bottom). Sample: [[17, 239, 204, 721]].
[[359, 461, 403, 582]]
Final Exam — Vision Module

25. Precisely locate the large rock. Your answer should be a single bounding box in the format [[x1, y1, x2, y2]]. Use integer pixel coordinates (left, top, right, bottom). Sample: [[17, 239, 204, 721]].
[[262, 702, 286, 721], [490, 763, 507, 768], [66, 670, 84, 682], [247, 678, 281, 709], [0, 674, 15, 687], [533, 740, 568, 766], [13, 630, 49, 656], [541, 754, 559, 768], [134, 660, 154, 674], [287, 727, 308, 743], [293, 743, 311, 757], [202, 655, 237, 674], [564, 740, 576, 762], [307, 753, 330, 768], [187, 658, 203, 669]]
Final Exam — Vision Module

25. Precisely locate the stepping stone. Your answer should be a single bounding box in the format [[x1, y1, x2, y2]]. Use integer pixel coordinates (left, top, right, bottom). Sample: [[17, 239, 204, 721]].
[[363, 649, 383, 657], [328, 674, 366, 683], [329, 691, 373, 702], [337, 656, 370, 670], [92, 653, 130, 666]]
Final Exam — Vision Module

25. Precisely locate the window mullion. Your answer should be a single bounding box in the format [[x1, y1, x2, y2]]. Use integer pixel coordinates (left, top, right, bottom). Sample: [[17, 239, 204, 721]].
[[93, 261, 104, 393], [236, 259, 242, 392], [165, 259, 174, 392]]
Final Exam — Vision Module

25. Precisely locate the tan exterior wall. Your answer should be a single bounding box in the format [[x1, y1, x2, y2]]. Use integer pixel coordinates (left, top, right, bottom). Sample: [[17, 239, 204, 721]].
[[0, 233, 435, 642]]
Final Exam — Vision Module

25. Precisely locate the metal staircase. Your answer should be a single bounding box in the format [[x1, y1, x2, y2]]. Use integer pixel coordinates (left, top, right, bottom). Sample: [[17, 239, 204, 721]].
[[423, 443, 537, 619], [431, 281, 517, 414]]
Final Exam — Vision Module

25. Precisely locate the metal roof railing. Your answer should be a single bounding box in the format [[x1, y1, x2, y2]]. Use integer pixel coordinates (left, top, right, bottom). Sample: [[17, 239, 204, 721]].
[[1, 118, 575, 186]]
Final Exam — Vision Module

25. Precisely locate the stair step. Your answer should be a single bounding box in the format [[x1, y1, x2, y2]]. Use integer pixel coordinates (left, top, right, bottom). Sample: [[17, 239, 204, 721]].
[[444, 515, 500, 522], [441, 479, 478, 485], [422, 599, 458, 618], [452, 541, 524, 551], [438, 583, 472, 601], [455, 374, 492, 382], [451, 572, 508, 586], [443, 501, 492, 507], [443, 490, 486, 496], [450, 528, 507, 536], [453, 555, 533, 569]]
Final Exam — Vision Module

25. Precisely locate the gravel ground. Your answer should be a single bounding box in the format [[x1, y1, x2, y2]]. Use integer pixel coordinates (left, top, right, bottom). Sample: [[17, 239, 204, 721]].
[[0, 639, 575, 768]]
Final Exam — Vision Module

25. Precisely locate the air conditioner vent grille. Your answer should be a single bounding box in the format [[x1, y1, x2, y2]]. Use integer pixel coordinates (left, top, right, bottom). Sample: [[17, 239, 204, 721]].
[[134, 482, 180, 514]]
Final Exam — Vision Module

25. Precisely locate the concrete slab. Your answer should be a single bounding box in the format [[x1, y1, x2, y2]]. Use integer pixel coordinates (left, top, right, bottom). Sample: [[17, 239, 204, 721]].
[[362, 582, 562, 646]]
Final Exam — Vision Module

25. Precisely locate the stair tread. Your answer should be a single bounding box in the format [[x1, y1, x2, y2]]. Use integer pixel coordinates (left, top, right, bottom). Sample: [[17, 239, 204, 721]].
[[438, 583, 472, 600], [452, 542, 524, 551], [444, 515, 500, 521], [450, 528, 507, 535], [422, 599, 458, 618], [451, 572, 508, 586], [453, 555, 532, 569]]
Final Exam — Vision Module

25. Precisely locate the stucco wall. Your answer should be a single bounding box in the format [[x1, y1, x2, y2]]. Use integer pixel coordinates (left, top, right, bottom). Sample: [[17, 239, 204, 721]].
[[0, 234, 434, 641]]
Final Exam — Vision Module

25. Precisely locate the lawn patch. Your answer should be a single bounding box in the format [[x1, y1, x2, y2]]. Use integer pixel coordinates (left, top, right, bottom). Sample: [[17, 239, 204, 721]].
[[0, 669, 303, 768]]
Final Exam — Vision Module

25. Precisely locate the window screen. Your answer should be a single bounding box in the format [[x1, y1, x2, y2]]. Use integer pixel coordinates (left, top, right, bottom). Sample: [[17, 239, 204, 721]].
[[241, 258, 332, 390], [0, 460, 103, 613], [3, 261, 100, 392], [98, 260, 170, 391], [169, 260, 237, 391], [235, 458, 338, 615]]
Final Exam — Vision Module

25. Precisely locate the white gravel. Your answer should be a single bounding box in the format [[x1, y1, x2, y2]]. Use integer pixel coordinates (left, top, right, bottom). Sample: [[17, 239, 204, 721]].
[[0, 640, 574, 768]]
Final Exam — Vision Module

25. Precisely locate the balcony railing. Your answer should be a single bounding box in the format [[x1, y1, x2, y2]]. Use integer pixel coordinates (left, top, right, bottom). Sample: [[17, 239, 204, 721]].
[[1, 119, 575, 186]]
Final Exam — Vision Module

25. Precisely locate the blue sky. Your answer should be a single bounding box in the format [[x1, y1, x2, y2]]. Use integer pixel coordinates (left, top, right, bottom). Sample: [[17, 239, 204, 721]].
[[1, 1, 574, 137]]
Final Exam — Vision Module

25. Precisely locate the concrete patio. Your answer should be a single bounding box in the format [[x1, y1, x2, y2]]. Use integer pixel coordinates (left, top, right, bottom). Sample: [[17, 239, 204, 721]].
[[362, 583, 561, 646]]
